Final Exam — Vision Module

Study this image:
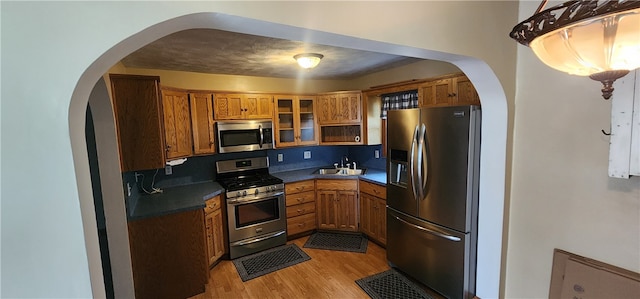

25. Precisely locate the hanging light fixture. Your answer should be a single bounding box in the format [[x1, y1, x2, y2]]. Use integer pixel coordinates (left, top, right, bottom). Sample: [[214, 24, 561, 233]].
[[294, 53, 324, 69], [510, 0, 640, 99]]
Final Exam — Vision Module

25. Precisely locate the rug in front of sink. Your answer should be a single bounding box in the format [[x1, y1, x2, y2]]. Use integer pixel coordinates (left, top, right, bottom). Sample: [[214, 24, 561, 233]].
[[232, 244, 311, 281], [303, 232, 368, 253]]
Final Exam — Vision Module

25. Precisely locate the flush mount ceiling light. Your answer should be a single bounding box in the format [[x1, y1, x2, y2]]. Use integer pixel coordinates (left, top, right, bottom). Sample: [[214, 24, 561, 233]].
[[294, 53, 324, 69], [510, 0, 640, 99]]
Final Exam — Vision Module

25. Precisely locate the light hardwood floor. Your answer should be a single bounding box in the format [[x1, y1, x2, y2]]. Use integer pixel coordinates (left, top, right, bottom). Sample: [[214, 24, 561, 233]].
[[191, 235, 389, 299], [192, 235, 445, 299]]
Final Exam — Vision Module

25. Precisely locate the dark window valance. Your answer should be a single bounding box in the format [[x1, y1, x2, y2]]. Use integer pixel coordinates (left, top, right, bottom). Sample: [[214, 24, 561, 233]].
[[380, 90, 419, 119]]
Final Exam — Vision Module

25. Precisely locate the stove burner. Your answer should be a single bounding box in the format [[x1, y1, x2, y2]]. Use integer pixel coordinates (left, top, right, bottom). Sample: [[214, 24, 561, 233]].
[[219, 174, 283, 191]]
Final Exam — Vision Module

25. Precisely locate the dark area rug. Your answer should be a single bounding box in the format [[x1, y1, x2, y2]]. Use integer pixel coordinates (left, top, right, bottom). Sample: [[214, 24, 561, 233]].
[[303, 232, 368, 253], [232, 244, 310, 282], [356, 269, 434, 299]]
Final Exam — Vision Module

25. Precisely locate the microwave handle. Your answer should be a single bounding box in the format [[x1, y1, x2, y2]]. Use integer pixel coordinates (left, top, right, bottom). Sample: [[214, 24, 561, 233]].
[[259, 124, 264, 148]]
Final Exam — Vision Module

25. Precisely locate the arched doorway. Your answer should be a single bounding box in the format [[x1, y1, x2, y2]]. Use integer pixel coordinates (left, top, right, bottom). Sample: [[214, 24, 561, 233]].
[[69, 12, 508, 299]]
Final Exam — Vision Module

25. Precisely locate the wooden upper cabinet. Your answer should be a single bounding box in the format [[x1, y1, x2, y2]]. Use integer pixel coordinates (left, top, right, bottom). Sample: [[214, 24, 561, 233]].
[[317, 92, 362, 124], [244, 94, 274, 119], [110, 74, 165, 172], [213, 93, 244, 120], [274, 95, 318, 147], [189, 93, 216, 155], [213, 93, 273, 120], [453, 76, 480, 105], [420, 75, 480, 107], [161, 88, 193, 160]]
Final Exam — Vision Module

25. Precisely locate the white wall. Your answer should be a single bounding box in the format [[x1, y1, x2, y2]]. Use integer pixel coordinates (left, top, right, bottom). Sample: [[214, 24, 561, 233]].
[[1, 1, 517, 298], [505, 1, 640, 298]]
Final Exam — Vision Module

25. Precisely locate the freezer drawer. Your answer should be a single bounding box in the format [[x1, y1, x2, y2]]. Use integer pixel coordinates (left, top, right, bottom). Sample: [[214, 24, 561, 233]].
[[386, 208, 476, 299]]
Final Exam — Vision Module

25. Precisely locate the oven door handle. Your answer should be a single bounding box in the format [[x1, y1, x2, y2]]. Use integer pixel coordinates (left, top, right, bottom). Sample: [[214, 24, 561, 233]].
[[227, 192, 284, 205], [259, 124, 264, 148], [230, 230, 286, 247]]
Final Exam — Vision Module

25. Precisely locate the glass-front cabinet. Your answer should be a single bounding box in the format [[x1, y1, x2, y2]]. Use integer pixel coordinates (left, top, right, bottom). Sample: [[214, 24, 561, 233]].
[[274, 95, 318, 147]]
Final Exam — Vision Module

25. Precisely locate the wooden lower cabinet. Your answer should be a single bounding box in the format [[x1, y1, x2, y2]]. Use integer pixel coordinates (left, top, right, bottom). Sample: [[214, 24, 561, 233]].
[[316, 179, 358, 232], [204, 195, 225, 267], [128, 209, 207, 299], [359, 180, 387, 245], [285, 180, 316, 237]]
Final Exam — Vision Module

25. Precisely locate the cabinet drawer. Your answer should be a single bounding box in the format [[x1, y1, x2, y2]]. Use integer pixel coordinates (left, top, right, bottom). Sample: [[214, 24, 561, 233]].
[[285, 191, 315, 207], [359, 180, 386, 199], [286, 201, 316, 218], [285, 180, 315, 194], [316, 179, 358, 191], [287, 213, 317, 236], [204, 195, 222, 214]]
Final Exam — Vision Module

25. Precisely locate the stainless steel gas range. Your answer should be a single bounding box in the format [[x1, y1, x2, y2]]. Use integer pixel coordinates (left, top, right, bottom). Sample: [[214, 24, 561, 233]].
[[215, 157, 286, 259]]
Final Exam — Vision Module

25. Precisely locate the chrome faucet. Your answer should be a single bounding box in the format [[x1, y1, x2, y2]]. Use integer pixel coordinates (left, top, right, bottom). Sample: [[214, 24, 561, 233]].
[[341, 155, 349, 168]]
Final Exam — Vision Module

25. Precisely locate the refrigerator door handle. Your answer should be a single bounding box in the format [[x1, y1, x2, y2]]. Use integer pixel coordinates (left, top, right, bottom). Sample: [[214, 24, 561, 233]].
[[417, 123, 426, 200], [410, 125, 419, 201], [421, 123, 429, 198], [394, 216, 462, 242]]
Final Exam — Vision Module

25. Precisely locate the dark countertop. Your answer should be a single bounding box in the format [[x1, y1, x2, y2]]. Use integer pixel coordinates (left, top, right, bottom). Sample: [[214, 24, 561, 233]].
[[129, 167, 385, 221], [271, 167, 387, 185], [129, 181, 225, 221]]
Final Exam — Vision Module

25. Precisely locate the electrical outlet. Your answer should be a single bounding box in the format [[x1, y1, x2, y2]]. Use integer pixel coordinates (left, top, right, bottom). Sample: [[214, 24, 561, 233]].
[[277, 153, 283, 162], [127, 183, 132, 197], [375, 150, 380, 158], [303, 151, 311, 159], [165, 165, 172, 175]]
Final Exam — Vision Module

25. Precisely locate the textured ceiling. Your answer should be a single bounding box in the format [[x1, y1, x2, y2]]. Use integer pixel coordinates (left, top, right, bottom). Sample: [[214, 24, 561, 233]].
[[121, 29, 423, 79]]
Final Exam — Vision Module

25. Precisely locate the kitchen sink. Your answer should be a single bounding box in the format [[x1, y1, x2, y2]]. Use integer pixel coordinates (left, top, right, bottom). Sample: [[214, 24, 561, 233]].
[[314, 168, 366, 176]]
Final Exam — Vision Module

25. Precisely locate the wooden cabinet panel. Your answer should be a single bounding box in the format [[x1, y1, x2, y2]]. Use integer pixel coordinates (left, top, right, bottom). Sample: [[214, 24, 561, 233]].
[[128, 209, 207, 299], [316, 179, 358, 232], [316, 179, 358, 191], [286, 201, 316, 218], [285, 180, 316, 237], [359, 180, 386, 199], [214, 94, 244, 120], [213, 93, 273, 120], [420, 75, 480, 108], [359, 193, 375, 237], [110, 74, 165, 172], [190, 93, 215, 155], [204, 195, 221, 214], [454, 76, 480, 105], [337, 191, 358, 231], [285, 190, 315, 207], [162, 89, 193, 159], [244, 94, 273, 119], [204, 195, 225, 267], [211, 208, 225, 263], [376, 197, 387, 245], [285, 180, 315, 194], [316, 190, 338, 230], [317, 92, 362, 125], [286, 213, 317, 236]]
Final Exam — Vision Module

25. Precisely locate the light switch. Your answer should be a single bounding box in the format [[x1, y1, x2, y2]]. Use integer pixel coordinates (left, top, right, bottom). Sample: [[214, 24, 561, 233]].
[[304, 151, 311, 159], [278, 153, 283, 162], [375, 150, 380, 158]]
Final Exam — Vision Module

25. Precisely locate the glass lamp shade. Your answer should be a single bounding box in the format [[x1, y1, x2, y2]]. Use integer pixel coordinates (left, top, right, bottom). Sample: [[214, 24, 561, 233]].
[[294, 53, 323, 69], [529, 8, 640, 77]]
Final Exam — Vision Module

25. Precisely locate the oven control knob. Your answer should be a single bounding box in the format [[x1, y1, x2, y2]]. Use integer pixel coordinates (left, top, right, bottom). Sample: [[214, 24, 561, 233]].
[[236, 191, 241, 197], [266, 186, 272, 192], [242, 190, 247, 196], [255, 188, 259, 195]]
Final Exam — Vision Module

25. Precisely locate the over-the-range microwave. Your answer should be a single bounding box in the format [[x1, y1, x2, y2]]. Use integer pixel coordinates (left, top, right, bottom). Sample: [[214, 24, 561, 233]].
[[216, 120, 274, 153]]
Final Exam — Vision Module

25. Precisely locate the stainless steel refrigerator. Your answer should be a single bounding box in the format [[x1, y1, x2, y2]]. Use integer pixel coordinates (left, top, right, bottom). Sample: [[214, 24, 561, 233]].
[[386, 105, 480, 299]]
